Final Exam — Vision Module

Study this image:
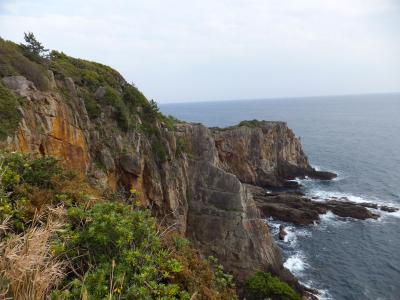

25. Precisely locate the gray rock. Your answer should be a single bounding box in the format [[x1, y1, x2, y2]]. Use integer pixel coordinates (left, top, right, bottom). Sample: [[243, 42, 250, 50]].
[[65, 77, 77, 96], [279, 225, 287, 240], [380, 205, 399, 213], [94, 86, 106, 100], [249, 185, 380, 225], [47, 70, 57, 89], [99, 148, 115, 171], [2, 76, 36, 96], [119, 154, 141, 175], [187, 160, 283, 282]]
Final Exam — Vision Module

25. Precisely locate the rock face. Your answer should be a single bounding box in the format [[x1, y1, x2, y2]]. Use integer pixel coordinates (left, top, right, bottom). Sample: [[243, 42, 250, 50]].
[[0, 74, 337, 294], [212, 122, 336, 188], [1, 76, 90, 174]]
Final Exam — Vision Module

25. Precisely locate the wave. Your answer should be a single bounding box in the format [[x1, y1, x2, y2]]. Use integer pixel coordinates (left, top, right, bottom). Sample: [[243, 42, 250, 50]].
[[309, 190, 371, 203], [302, 281, 332, 300], [283, 252, 308, 277]]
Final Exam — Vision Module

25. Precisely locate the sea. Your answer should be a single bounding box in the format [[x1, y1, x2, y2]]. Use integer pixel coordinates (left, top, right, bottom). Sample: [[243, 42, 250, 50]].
[[160, 93, 400, 300]]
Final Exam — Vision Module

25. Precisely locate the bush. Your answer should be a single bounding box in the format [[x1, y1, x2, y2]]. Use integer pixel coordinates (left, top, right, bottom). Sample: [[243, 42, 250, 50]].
[[80, 89, 100, 119], [54, 202, 190, 299], [175, 136, 188, 158], [0, 83, 22, 140], [164, 236, 237, 300], [53, 201, 237, 300], [152, 138, 168, 163], [0, 152, 88, 231], [0, 38, 50, 91], [49, 51, 123, 90], [122, 83, 148, 108], [238, 119, 264, 128], [245, 272, 301, 300]]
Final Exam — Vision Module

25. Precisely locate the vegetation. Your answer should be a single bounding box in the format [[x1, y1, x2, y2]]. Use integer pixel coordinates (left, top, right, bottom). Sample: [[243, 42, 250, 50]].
[[238, 119, 266, 128], [245, 272, 301, 300], [0, 34, 304, 300], [0, 37, 50, 90], [0, 152, 237, 299], [49, 49, 166, 134], [0, 152, 86, 232], [175, 136, 189, 158], [1, 34, 179, 162], [21, 32, 50, 58], [0, 83, 22, 140]]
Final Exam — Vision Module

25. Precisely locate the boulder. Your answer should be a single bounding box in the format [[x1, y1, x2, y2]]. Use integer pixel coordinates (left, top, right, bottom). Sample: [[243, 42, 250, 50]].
[[2, 75, 36, 96], [279, 225, 287, 240], [119, 154, 141, 175], [307, 169, 337, 180], [380, 205, 399, 213], [94, 86, 106, 100]]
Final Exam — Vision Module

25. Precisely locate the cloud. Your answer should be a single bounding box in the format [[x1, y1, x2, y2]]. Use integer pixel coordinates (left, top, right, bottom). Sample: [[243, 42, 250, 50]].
[[0, 0, 399, 102]]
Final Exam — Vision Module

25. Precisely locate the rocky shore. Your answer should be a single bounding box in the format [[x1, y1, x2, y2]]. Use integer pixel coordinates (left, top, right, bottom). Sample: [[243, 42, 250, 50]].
[[248, 185, 398, 225], [3, 42, 398, 299]]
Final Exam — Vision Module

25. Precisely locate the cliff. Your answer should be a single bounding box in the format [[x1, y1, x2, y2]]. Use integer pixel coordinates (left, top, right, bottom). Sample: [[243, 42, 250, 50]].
[[0, 37, 330, 296]]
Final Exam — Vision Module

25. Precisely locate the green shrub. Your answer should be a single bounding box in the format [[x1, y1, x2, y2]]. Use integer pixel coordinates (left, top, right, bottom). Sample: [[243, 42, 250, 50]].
[[245, 272, 301, 300], [0, 152, 238, 299], [80, 89, 100, 119], [142, 99, 160, 122], [0, 152, 85, 231], [54, 202, 191, 299], [152, 138, 168, 163], [238, 119, 264, 128], [0, 83, 22, 140], [49, 51, 123, 90], [0, 152, 68, 189], [122, 83, 148, 108], [175, 136, 188, 158]]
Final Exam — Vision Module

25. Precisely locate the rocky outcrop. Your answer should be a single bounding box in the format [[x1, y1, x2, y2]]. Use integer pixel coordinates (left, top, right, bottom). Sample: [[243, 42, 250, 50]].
[[248, 185, 387, 225], [212, 122, 336, 188], [279, 225, 287, 240]]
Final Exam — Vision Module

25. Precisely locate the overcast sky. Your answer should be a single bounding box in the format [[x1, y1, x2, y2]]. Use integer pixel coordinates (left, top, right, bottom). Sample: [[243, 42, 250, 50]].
[[0, 0, 399, 103]]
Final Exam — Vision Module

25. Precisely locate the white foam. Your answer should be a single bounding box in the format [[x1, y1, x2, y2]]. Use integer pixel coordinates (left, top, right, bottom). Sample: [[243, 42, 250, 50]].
[[319, 210, 337, 223], [317, 290, 333, 300], [309, 190, 400, 218], [302, 281, 332, 300], [283, 252, 308, 276], [312, 165, 321, 171], [317, 210, 352, 229], [377, 209, 400, 220], [283, 226, 296, 245], [310, 190, 371, 204]]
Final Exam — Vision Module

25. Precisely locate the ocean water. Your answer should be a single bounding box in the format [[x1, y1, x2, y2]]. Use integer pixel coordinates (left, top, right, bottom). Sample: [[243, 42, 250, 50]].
[[160, 94, 400, 300]]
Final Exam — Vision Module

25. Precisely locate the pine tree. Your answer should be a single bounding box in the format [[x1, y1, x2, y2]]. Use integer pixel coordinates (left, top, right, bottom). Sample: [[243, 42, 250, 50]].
[[22, 32, 49, 58]]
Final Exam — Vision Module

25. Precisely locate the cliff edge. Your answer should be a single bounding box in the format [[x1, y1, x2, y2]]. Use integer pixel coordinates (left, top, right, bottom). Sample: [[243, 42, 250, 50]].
[[0, 37, 332, 297]]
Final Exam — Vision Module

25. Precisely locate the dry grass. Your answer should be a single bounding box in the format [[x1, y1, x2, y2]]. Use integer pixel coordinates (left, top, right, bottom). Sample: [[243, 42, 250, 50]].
[[0, 206, 67, 300]]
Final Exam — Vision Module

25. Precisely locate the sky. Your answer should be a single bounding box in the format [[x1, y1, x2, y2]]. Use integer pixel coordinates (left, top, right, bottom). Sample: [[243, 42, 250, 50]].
[[0, 0, 399, 103]]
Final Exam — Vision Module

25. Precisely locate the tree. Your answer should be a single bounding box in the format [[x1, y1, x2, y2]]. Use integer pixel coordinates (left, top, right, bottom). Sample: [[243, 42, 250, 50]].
[[21, 32, 49, 58]]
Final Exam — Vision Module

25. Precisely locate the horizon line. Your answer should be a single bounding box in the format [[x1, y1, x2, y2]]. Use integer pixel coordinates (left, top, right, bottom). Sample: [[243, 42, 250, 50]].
[[159, 91, 400, 105]]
